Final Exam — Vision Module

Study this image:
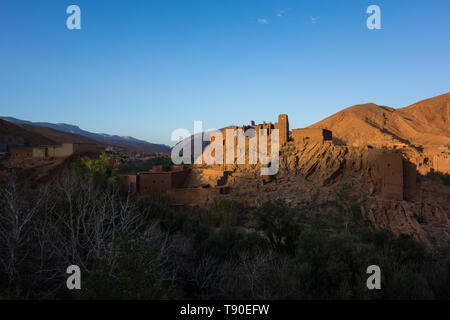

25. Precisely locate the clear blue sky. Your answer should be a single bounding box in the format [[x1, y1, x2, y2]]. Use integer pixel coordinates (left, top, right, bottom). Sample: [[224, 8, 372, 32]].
[[1, 0, 449, 145]]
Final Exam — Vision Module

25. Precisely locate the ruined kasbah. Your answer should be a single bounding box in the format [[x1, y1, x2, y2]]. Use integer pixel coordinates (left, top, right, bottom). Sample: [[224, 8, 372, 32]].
[[118, 114, 450, 247]]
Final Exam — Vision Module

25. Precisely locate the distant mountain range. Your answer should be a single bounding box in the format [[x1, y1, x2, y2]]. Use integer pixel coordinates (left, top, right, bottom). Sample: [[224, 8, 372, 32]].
[[0, 117, 171, 154]]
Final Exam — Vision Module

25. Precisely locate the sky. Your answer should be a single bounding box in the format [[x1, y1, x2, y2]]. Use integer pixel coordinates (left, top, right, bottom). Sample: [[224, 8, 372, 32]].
[[0, 0, 449, 146]]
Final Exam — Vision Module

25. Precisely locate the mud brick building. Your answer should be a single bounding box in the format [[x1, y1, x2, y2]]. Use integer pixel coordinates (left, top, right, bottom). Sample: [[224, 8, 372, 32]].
[[291, 128, 332, 143], [375, 152, 417, 201], [138, 165, 190, 194], [432, 154, 450, 174], [10, 142, 103, 160]]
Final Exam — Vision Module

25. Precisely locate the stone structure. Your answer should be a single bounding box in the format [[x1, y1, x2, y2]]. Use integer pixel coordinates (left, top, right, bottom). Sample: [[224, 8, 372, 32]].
[[291, 128, 332, 143], [121, 165, 230, 206], [138, 165, 190, 194], [376, 152, 417, 201], [274, 114, 289, 146], [400, 146, 450, 175], [10, 147, 34, 159], [11, 142, 102, 160], [203, 114, 290, 166], [432, 154, 450, 174], [377, 153, 404, 201], [199, 114, 335, 167], [33, 143, 101, 158], [403, 161, 417, 201], [122, 115, 334, 205], [247, 114, 289, 146]]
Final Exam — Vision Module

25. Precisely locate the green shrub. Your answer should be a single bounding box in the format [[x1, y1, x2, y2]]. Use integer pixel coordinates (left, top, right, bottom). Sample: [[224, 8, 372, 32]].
[[436, 172, 450, 186], [254, 200, 304, 254], [120, 157, 172, 173], [77, 232, 175, 299]]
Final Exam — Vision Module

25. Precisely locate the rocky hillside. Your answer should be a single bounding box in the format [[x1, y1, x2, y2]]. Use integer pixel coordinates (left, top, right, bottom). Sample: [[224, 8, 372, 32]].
[[220, 140, 450, 249], [309, 92, 450, 147], [0, 119, 57, 146]]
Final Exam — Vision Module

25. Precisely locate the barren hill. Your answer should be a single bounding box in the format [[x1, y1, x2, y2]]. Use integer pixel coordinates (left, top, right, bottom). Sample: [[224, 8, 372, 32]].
[[309, 92, 450, 147], [397, 92, 450, 144], [0, 119, 57, 146]]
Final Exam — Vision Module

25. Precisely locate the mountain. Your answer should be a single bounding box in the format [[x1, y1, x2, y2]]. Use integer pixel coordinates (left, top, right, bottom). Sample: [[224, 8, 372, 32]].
[[0, 119, 57, 146], [18, 124, 100, 145], [1, 117, 171, 154], [397, 93, 450, 144], [309, 92, 450, 147]]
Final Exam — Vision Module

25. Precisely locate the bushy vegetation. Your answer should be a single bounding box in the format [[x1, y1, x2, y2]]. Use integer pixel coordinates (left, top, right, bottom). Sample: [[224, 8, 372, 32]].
[[120, 157, 172, 173], [71, 153, 120, 187], [0, 156, 449, 299], [436, 171, 450, 186]]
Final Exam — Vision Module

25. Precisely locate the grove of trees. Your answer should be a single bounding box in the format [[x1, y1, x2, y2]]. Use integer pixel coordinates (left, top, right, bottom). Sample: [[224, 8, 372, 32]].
[[0, 155, 449, 299]]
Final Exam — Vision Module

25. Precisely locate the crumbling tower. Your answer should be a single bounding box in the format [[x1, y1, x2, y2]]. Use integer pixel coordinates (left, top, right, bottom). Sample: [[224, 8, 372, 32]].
[[277, 114, 289, 146]]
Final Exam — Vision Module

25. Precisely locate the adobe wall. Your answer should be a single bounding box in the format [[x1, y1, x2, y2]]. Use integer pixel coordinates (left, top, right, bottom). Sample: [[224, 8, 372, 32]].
[[376, 152, 404, 201], [10, 147, 34, 159], [291, 128, 332, 143], [32, 147, 46, 158], [403, 161, 417, 201], [139, 172, 172, 194], [32, 144, 74, 158], [433, 155, 450, 174], [138, 168, 190, 195], [55, 144, 75, 157], [152, 165, 172, 172], [31, 143, 102, 159], [275, 114, 289, 146], [135, 164, 225, 205], [170, 170, 190, 188]]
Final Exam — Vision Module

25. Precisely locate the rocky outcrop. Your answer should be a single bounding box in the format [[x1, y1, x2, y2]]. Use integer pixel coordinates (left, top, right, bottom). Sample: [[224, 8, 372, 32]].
[[220, 140, 450, 248], [367, 200, 450, 248]]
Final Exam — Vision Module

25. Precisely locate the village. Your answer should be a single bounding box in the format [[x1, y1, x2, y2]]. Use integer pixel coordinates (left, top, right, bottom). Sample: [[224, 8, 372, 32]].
[[117, 114, 450, 208], [1, 113, 449, 210]]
